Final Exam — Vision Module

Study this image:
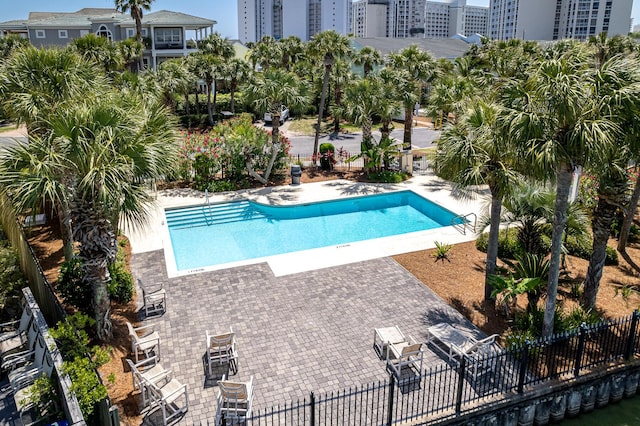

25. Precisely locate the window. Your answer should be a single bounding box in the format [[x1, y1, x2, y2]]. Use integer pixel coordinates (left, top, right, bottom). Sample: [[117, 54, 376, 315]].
[[96, 24, 113, 41], [35, 29, 45, 39], [127, 28, 135, 38], [154, 28, 182, 46], [141, 28, 148, 37], [58, 30, 68, 39]]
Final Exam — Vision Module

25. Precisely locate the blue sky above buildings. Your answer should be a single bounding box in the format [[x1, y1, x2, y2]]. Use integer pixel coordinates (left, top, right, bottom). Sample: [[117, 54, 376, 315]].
[[2, 0, 639, 39]]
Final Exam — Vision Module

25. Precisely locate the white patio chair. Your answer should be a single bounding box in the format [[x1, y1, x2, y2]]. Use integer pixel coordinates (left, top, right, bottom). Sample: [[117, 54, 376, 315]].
[[215, 375, 254, 426], [386, 337, 424, 379], [138, 279, 167, 317], [143, 370, 188, 425], [373, 325, 408, 359], [3, 333, 48, 387], [1, 316, 39, 367], [0, 304, 34, 359], [127, 321, 161, 363], [206, 327, 238, 376], [126, 356, 171, 408]]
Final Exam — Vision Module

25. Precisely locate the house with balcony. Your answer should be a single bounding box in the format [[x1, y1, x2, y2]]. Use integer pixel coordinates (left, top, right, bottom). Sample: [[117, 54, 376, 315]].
[[0, 8, 217, 69]]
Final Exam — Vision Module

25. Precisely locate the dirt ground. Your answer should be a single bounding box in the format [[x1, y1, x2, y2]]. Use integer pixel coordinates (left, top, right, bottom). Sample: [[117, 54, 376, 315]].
[[26, 169, 640, 425]]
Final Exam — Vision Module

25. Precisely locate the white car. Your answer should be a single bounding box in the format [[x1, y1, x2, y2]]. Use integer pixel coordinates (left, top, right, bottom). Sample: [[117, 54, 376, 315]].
[[264, 105, 290, 124]]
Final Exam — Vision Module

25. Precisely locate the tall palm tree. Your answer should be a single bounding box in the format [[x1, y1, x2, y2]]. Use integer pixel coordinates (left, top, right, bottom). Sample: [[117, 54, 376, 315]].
[[503, 41, 622, 337], [114, 0, 153, 71], [117, 38, 144, 72], [193, 53, 223, 125], [377, 68, 404, 141], [583, 55, 640, 308], [344, 75, 384, 150], [435, 100, 519, 304], [308, 30, 352, 161], [158, 59, 195, 112], [223, 58, 251, 114], [353, 46, 383, 77], [278, 36, 304, 70], [328, 60, 353, 134], [245, 69, 310, 184], [198, 33, 235, 59], [0, 93, 178, 340], [247, 36, 281, 71], [388, 46, 434, 150]]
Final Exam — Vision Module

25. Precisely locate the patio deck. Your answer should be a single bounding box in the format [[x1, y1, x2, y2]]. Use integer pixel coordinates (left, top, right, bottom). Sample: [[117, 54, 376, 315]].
[[125, 174, 490, 424], [131, 251, 487, 425]]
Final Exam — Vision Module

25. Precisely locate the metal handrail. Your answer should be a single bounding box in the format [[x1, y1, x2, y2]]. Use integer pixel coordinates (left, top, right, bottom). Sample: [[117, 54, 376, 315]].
[[451, 213, 477, 235]]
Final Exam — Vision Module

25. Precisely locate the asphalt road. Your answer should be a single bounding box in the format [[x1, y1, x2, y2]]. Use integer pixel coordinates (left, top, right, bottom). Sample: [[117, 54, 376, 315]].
[[279, 123, 441, 156]]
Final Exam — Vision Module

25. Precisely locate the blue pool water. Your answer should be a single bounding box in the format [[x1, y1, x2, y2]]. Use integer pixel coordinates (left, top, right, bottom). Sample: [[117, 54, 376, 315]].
[[166, 191, 460, 271]]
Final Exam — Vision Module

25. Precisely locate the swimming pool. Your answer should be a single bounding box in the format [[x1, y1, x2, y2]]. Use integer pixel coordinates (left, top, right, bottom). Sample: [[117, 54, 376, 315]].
[[165, 190, 462, 273]]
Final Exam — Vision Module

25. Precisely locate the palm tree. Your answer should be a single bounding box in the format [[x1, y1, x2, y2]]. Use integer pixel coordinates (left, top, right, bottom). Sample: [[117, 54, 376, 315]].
[[192, 53, 223, 125], [377, 68, 403, 141], [70, 33, 121, 73], [247, 36, 281, 71], [117, 38, 144, 72], [353, 46, 383, 77], [0, 34, 30, 59], [158, 59, 195, 112], [223, 58, 251, 114], [308, 30, 352, 161], [198, 33, 235, 59], [503, 41, 623, 337], [388, 46, 434, 150], [278, 36, 304, 70], [245, 69, 309, 184], [435, 100, 519, 304], [0, 93, 178, 340], [114, 0, 153, 71], [328, 60, 353, 134], [343, 75, 384, 150]]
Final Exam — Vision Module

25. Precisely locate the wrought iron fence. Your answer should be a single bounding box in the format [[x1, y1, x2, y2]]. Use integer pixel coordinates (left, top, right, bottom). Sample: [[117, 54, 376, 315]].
[[242, 311, 640, 426]]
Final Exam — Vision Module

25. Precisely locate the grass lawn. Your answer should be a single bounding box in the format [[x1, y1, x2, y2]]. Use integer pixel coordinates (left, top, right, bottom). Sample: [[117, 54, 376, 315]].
[[287, 117, 361, 135]]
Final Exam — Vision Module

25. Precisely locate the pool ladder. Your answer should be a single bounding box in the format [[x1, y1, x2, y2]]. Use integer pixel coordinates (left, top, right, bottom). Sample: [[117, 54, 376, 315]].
[[451, 213, 477, 235]]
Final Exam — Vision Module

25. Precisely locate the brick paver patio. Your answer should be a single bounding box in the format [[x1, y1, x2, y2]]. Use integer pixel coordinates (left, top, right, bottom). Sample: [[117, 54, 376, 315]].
[[131, 250, 483, 425]]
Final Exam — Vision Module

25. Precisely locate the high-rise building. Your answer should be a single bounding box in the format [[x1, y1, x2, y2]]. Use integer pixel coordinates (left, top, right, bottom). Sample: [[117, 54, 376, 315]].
[[489, 0, 633, 41], [352, 0, 489, 39], [237, 0, 351, 43]]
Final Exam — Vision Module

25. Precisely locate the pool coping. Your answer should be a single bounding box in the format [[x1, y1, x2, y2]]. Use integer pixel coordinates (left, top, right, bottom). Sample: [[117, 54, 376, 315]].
[[127, 174, 489, 277]]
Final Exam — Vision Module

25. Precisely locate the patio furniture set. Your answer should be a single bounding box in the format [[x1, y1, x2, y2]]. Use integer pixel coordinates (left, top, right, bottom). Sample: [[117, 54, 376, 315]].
[[374, 323, 500, 380], [1, 300, 58, 424], [128, 280, 254, 425]]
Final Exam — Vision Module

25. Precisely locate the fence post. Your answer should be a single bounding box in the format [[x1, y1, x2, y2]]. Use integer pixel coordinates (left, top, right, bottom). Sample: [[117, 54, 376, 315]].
[[387, 374, 395, 426], [574, 322, 588, 378], [517, 340, 530, 394], [455, 356, 466, 415], [310, 391, 315, 426], [626, 311, 639, 361]]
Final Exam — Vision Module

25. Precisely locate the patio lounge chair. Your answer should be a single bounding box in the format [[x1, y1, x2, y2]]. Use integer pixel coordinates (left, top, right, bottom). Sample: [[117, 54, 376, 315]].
[[1, 315, 39, 367], [426, 323, 499, 376], [215, 375, 254, 426], [126, 356, 171, 408], [3, 333, 48, 387], [138, 279, 167, 317], [142, 369, 188, 425], [127, 321, 161, 363], [206, 328, 238, 376], [386, 337, 424, 379]]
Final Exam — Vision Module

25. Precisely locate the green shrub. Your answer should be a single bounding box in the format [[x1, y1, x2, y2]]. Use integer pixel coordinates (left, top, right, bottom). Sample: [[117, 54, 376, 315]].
[[504, 329, 537, 351], [50, 313, 110, 420], [367, 171, 409, 183], [0, 240, 27, 320], [563, 235, 618, 265], [107, 249, 133, 303], [432, 241, 453, 262], [58, 257, 92, 314], [319, 143, 335, 154], [475, 228, 522, 260], [24, 376, 62, 422], [559, 306, 601, 330]]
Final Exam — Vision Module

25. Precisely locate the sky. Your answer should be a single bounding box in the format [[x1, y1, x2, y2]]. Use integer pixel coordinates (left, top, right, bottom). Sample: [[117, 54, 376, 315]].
[[1, 0, 640, 39]]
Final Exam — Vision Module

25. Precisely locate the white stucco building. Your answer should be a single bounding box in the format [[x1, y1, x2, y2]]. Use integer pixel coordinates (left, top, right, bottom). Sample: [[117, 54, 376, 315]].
[[237, 0, 351, 43], [489, 0, 633, 41], [352, 0, 489, 39]]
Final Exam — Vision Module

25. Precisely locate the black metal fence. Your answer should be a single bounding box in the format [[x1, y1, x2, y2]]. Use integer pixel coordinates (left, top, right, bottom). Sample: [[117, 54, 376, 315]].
[[246, 312, 640, 426]]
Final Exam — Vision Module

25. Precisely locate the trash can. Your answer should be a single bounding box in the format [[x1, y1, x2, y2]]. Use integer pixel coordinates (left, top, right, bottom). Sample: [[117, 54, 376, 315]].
[[291, 165, 302, 185]]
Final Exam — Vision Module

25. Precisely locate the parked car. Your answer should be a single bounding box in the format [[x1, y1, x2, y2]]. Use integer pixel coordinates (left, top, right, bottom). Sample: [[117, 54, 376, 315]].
[[264, 105, 290, 124]]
